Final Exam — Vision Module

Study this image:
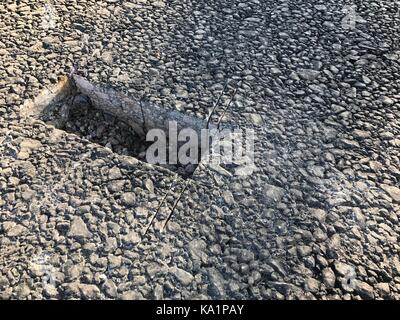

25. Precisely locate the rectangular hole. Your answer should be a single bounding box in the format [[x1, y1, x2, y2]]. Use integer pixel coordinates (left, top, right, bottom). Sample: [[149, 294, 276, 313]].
[[21, 76, 208, 178]]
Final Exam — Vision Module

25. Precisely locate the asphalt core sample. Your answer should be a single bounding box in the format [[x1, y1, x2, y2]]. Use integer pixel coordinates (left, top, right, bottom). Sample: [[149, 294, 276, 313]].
[[20, 75, 209, 177]]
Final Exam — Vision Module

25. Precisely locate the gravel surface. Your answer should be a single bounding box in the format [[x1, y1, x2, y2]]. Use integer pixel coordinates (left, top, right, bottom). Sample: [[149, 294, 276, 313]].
[[0, 0, 399, 299]]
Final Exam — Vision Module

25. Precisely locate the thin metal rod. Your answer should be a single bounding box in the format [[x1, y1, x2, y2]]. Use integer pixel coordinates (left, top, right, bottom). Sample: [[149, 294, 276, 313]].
[[143, 174, 178, 237], [161, 181, 189, 233], [206, 80, 229, 129], [216, 82, 240, 129]]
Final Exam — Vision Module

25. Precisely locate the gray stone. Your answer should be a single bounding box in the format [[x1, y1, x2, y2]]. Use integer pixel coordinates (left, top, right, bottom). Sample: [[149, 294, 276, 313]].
[[121, 290, 144, 300], [381, 96, 394, 105], [121, 192, 136, 206], [4, 222, 27, 237], [109, 167, 122, 180], [79, 284, 101, 299], [375, 283, 390, 298], [68, 217, 92, 239], [298, 69, 320, 80], [322, 268, 336, 289], [123, 230, 140, 245], [381, 185, 400, 203], [171, 267, 194, 286], [263, 184, 285, 203], [304, 277, 320, 293], [207, 268, 226, 298], [354, 280, 374, 299], [0, 275, 10, 289], [43, 284, 58, 298], [333, 261, 354, 277], [103, 279, 118, 297]]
